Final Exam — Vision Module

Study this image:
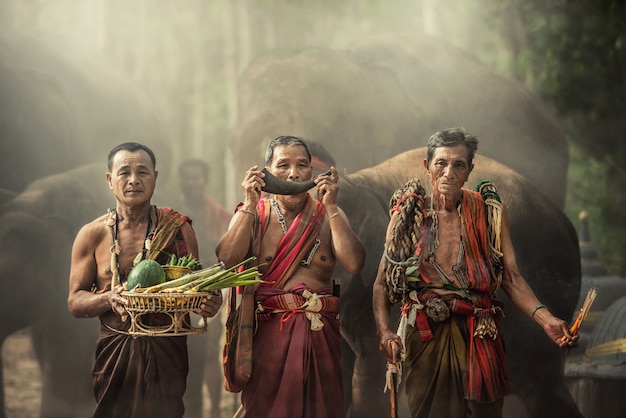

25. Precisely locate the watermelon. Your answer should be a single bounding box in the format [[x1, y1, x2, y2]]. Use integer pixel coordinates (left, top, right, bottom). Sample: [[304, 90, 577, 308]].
[[126, 259, 166, 290]]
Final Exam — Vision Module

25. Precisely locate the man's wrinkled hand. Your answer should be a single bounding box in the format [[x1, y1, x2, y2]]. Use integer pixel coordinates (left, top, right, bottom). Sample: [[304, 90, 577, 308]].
[[378, 328, 404, 363], [109, 285, 128, 316], [198, 290, 223, 319]]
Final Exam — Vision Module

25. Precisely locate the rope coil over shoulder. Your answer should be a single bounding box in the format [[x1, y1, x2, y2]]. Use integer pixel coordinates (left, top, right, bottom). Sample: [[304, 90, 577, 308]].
[[382, 178, 426, 304], [475, 179, 504, 290]]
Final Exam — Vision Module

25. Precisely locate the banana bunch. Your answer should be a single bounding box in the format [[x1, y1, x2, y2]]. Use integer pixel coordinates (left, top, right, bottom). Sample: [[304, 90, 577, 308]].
[[167, 253, 201, 270]]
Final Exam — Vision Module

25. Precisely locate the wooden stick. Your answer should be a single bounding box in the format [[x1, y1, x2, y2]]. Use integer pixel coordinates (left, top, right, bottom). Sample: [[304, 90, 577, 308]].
[[562, 286, 598, 342], [388, 341, 399, 418]]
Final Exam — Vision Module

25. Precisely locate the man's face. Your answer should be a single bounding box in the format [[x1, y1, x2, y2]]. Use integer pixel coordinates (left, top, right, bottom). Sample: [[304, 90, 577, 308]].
[[107, 149, 157, 206], [179, 165, 206, 204], [268, 144, 312, 182], [424, 145, 473, 196]]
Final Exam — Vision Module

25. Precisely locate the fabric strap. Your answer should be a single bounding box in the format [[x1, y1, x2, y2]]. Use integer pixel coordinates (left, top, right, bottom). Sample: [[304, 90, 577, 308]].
[[146, 206, 188, 261], [255, 195, 325, 289], [411, 189, 510, 402]]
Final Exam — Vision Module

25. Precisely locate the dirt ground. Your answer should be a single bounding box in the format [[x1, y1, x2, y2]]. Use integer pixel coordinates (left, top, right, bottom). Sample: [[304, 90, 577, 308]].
[[2, 328, 239, 418], [2, 329, 42, 418]]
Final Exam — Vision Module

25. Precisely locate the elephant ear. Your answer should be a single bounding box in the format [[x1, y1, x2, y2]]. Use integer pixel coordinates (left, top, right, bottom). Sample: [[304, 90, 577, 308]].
[[476, 179, 504, 290]]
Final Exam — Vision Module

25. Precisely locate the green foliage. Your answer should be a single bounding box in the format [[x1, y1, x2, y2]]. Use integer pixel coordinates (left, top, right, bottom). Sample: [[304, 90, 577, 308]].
[[488, 0, 626, 275], [564, 143, 625, 274]]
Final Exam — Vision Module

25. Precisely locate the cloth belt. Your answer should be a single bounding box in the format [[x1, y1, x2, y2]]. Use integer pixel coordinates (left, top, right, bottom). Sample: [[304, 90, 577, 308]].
[[257, 290, 340, 331], [400, 291, 504, 342]]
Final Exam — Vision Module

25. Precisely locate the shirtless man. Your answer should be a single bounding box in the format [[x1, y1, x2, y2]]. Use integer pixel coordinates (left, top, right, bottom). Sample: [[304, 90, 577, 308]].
[[68, 142, 222, 418], [216, 135, 365, 418], [372, 128, 577, 418]]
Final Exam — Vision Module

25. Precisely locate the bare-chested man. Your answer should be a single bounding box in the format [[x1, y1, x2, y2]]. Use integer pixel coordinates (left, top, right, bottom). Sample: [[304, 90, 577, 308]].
[[216, 135, 365, 418], [68, 142, 222, 418], [372, 128, 578, 418]]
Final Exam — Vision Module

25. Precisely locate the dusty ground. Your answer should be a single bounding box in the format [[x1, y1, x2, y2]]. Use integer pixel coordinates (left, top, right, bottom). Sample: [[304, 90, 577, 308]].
[[2, 328, 239, 418], [2, 329, 41, 418]]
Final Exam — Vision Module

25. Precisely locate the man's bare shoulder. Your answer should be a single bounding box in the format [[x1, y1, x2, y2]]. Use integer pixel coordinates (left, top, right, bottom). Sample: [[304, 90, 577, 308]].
[[76, 213, 110, 241]]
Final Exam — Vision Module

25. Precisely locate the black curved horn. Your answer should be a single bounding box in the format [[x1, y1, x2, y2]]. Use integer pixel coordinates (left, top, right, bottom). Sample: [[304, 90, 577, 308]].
[[260, 168, 331, 195]]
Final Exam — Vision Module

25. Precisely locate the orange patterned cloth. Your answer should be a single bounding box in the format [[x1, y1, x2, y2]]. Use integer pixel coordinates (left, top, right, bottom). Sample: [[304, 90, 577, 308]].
[[407, 189, 510, 409]]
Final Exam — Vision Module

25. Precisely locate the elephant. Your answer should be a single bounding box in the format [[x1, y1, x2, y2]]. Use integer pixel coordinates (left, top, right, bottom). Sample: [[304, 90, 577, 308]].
[[329, 147, 582, 418], [0, 34, 224, 418], [0, 34, 171, 195], [0, 163, 225, 418], [227, 33, 580, 416], [229, 32, 569, 208]]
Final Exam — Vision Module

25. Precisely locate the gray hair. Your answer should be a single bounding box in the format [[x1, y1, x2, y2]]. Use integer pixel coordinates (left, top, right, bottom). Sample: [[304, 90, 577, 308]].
[[264, 136, 312, 165], [426, 128, 478, 165]]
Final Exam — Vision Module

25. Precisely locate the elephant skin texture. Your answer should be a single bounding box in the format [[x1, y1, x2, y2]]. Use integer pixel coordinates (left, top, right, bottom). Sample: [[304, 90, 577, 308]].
[[0, 164, 219, 418], [334, 147, 582, 418], [230, 32, 568, 209], [0, 34, 172, 196], [0, 35, 190, 417]]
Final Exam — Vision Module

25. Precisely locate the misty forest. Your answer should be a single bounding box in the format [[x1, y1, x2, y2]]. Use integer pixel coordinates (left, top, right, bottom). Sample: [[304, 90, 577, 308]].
[[1, 1, 625, 272], [1, 1, 625, 418]]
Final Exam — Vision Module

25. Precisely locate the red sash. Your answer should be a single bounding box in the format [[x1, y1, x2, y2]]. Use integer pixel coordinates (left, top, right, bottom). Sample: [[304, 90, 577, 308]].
[[414, 190, 510, 402], [254, 195, 325, 289]]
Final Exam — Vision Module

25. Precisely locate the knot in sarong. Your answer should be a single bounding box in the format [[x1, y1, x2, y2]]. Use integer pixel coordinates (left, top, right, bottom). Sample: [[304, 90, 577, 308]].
[[300, 290, 324, 331], [259, 288, 339, 332], [472, 305, 504, 340]]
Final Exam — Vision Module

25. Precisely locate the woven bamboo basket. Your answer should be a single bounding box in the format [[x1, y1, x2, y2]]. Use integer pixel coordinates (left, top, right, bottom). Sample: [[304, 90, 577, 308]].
[[121, 291, 209, 337]]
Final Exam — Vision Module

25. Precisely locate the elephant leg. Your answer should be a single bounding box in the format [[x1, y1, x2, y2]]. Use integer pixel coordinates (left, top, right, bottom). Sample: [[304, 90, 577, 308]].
[[340, 277, 394, 418], [503, 394, 531, 418], [0, 336, 5, 418], [350, 349, 389, 418], [35, 316, 96, 418], [341, 311, 390, 417], [340, 334, 356, 414], [532, 379, 583, 418], [503, 312, 583, 418], [1, 327, 36, 418]]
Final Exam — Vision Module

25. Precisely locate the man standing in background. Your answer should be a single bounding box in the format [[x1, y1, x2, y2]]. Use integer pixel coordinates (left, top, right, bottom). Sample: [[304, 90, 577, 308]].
[[178, 158, 232, 418]]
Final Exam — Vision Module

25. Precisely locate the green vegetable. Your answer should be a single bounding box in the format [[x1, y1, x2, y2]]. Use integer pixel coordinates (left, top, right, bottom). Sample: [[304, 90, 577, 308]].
[[139, 262, 224, 293], [126, 259, 166, 290]]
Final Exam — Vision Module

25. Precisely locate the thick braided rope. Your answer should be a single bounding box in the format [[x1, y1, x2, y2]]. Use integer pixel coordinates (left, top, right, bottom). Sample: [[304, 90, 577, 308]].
[[382, 178, 426, 304], [476, 180, 504, 288]]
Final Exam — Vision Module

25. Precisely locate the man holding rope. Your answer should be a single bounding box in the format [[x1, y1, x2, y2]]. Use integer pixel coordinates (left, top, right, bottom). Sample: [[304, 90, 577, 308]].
[[372, 128, 578, 418]]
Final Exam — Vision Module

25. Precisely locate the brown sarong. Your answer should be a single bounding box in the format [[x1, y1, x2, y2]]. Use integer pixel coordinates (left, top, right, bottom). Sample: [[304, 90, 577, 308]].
[[92, 327, 188, 418], [93, 206, 191, 418]]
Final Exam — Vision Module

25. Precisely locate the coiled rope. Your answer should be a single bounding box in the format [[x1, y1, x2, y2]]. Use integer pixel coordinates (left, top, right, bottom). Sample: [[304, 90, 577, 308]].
[[382, 178, 426, 304], [476, 180, 504, 288]]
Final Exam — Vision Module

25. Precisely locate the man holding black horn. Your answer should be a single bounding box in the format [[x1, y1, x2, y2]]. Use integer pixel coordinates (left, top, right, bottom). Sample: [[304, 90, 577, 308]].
[[217, 135, 365, 418]]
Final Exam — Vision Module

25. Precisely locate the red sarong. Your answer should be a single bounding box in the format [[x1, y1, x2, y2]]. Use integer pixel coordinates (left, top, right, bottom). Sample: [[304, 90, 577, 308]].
[[241, 284, 344, 418], [239, 196, 345, 417]]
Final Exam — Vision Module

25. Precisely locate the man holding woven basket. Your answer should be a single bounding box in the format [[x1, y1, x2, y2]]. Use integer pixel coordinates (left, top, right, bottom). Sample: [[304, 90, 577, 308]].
[[372, 128, 578, 418], [67, 142, 222, 418]]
